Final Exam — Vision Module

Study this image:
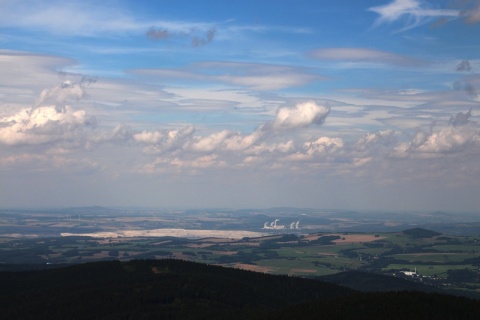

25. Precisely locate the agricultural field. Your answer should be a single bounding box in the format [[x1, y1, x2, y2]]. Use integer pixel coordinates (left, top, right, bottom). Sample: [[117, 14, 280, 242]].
[[1, 226, 480, 296], [1, 207, 480, 295]]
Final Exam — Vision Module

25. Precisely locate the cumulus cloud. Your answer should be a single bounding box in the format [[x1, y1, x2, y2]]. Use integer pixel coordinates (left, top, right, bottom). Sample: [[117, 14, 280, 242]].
[[309, 48, 424, 67], [247, 140, 295, 156], [89, 124, 131, 146], [355, 130, 397, 159], [393, 110, 479, 158], [129, 101, 480, 185], [131, 101, 333, 170], [303, 137, 344, 155], [187, 130, 233, 152], [0, 51, 75, 101], [223, 130, 264, 151], [284, 137, 344, 162], [0, 105, 92, 146], [269, 101, 330, 131], [414, 126, 478, 153], [369, 0, 459, 31], [0, 78, 138, 149], [36, 78, 96, 106], [135, 127, 195, 155], [134, 127, 265, 156], [133, 130, 164, 144]]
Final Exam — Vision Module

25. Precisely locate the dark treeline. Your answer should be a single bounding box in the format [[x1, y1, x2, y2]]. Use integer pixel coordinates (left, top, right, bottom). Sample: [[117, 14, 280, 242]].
[[1, 259, 479, 319], [264, 291, 480, 320]]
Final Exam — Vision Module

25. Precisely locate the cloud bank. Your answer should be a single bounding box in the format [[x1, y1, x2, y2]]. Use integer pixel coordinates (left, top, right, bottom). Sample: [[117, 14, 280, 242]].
[[1, 1, 479, 211]]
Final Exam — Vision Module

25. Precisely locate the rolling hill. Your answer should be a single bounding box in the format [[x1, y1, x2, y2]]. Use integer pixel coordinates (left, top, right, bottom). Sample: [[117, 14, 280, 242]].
[[1, 259, 479, 319]]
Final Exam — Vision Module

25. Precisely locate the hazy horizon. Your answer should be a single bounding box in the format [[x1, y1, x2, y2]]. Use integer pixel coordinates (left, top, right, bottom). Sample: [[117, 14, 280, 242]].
[[1, 1, 479, 212], [1, 206, 478, 217]]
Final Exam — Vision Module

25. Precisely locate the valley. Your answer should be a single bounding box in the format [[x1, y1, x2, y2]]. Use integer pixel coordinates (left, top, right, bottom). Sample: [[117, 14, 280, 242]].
[[1, 207, 479, 297]]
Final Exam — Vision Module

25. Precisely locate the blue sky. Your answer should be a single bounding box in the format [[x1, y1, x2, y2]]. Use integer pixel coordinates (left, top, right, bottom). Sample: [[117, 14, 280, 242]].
[[1, 0, 479, 212]]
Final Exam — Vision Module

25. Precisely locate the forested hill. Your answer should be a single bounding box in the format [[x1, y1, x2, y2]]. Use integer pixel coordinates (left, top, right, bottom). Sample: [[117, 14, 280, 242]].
[[402, 228, 442, 238], [1, 259, 479, 319]]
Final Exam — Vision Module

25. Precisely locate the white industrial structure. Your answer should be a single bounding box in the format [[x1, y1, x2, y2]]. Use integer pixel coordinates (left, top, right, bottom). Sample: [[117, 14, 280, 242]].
[[263, 219, 300, 230], [289, 221, 300, 229], [402, 268, 417, 277]]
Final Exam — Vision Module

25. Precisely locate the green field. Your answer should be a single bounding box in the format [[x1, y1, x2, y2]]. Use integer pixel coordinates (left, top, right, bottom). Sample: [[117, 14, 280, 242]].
[[1, 228, 480, 295], [383, 264, 477, 277]]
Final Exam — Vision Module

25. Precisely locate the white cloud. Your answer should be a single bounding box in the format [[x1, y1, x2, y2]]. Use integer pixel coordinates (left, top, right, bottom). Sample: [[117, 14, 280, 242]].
[[0, 105, 91, 146], [188, 130, 233, 152], [36, 78, 95, 106], [413, 126, 479, 154], [369, 0, 459, 31], [392, 120, 480, 158], [284, 137, 344, 162], [0, 0, 223, 52], [129, 101, 333, 170], [0, 51, 75, 104], [4, 48, 477, 186], [0, 1, 146, 37], [129, 105, 480, 179], [270, 101, 330, 131], [224, 130, 264, 151], [0, 61, 132, 148], [89, 124, 131, 146], [131, 101, 332, 158], [133, 130, 164, 144], [303, 137, 344, 155], [247, 140, 295, 155], [356, 130, 396, 150], [134, 126, 262, 156], [137, 127, 195, 155]]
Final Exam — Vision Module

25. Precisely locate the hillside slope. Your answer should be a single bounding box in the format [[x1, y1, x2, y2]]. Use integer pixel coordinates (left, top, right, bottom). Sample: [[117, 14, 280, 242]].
[[1, 259, 479, 319], [0, 259, 352, 320]]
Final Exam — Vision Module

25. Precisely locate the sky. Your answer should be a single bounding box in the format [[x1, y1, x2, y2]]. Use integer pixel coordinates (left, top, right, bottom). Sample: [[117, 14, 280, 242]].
[[1, 0, 479, 212]]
